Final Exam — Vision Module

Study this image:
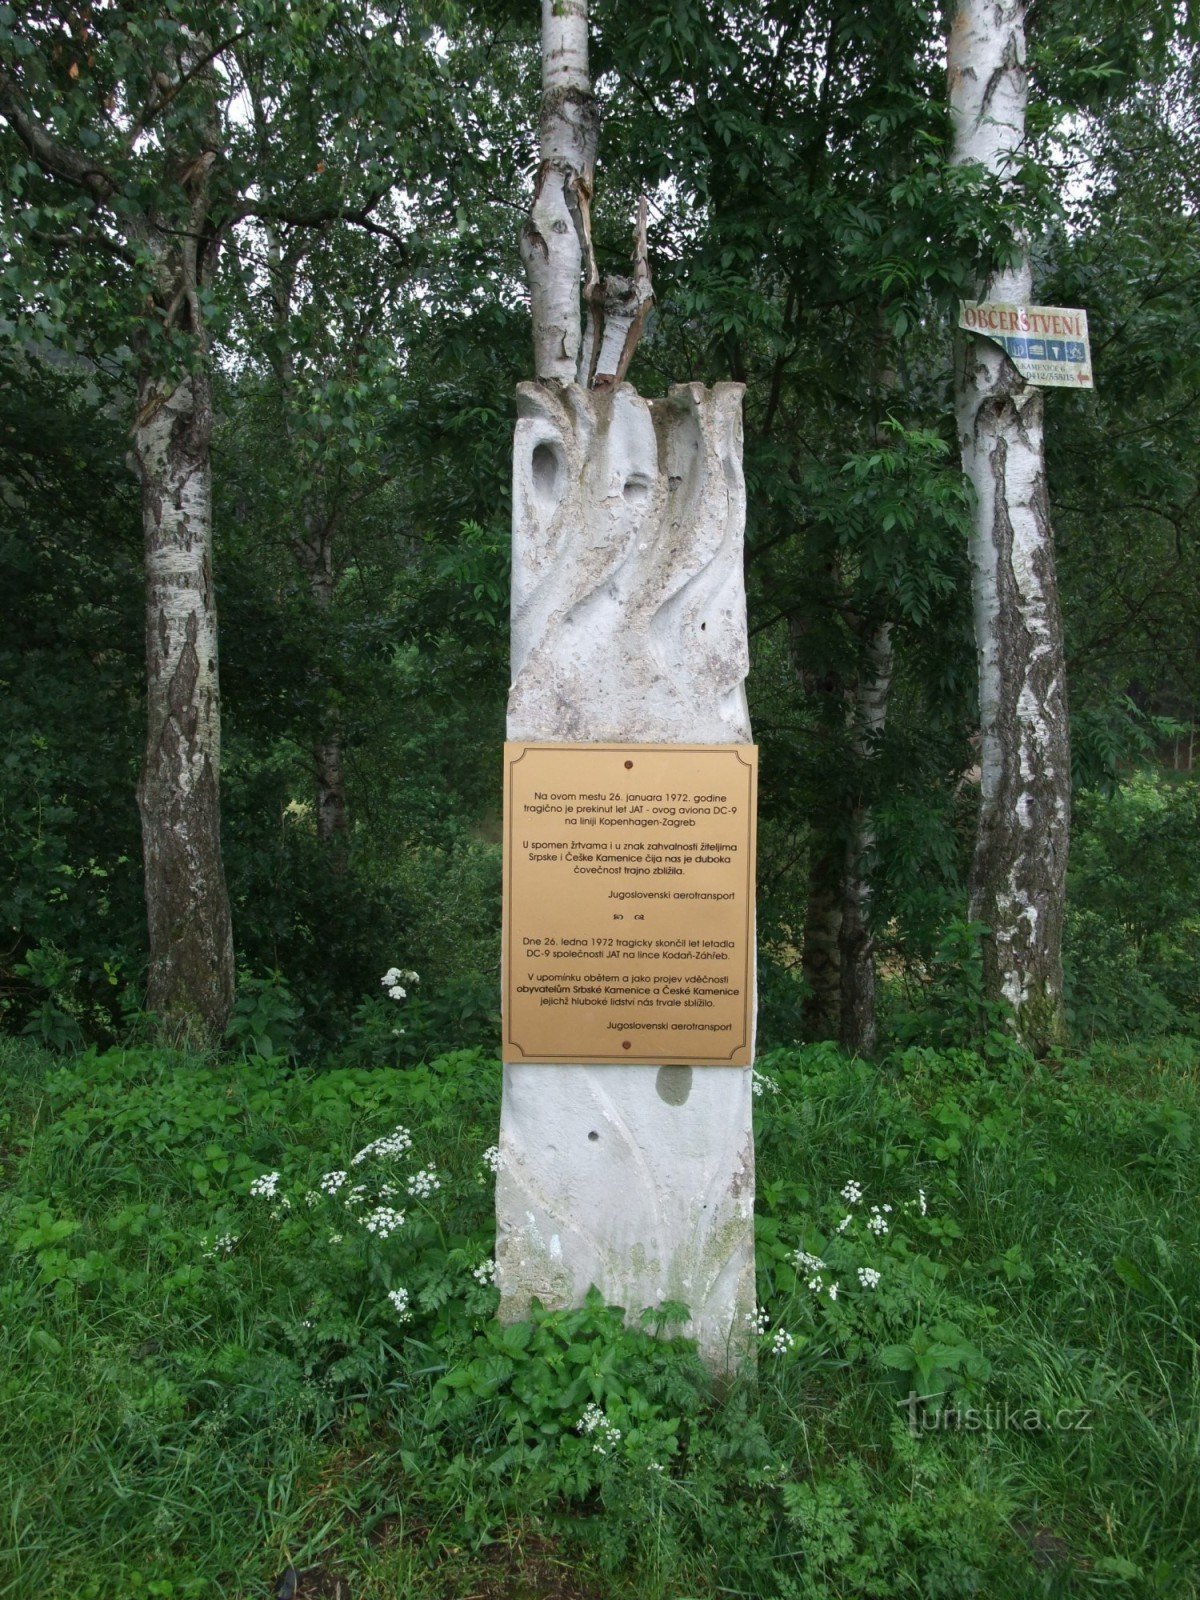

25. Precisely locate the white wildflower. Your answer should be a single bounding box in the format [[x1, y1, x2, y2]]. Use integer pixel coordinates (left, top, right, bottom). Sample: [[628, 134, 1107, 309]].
[[794, 1250, 826, 1273], [836, 1214, 853, 1234], [381, 966, 417, 1002], [406, 1167, 441, 1199], [344, 1184, 368, 1207], [744, 1307, 769, 1334], [827, 1281, 839, 1301], [578, 1402, 622, 1454], [770, 1327, 795, 1356], [481, 1145, 503, 1175], [752, 1069, 779, 1098], [806, 1274, 824, 1294], [841, 1180, 863, 1205], [319, 1171, 347, 1195], [857, 1267, 881, 1289], [250, 1171, 281, 1199], [361, 1206, 405, 1239], [867, 1207, 889, 1236], [387, 1287, 412, 1323], [918, 1188, 927, 1216], [269, 1197, 292, 1220], [328, 1232, 344, 1245], [351, 1126, 413, 1166], [472, 1258, 496, 1285], [202, 1233, 237, 1259], [304, 1191, 321, 1208]]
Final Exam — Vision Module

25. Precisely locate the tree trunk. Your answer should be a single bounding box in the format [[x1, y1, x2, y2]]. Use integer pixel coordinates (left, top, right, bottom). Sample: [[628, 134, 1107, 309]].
[[520, 0, 596, 384], [304, 530, 349, 864], [260, 224, 351, 864], [801, 834, 843, 1041], [134, 364, 235, 1041], [788, 613, 846, 1043], [839, 621, 893, 1056], [949, 0, 1070, 1053]]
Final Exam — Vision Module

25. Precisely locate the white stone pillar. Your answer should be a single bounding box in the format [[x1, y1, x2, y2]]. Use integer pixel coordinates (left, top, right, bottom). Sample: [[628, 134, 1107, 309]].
[[496, 377, 757, 1371]]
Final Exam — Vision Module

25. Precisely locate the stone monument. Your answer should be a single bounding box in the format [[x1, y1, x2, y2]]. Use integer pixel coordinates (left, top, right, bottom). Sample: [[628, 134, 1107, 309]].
[[494, 0, 756, 1371]]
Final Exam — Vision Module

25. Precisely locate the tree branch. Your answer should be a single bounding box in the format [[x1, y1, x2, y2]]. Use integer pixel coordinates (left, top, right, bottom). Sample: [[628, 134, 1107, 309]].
[[127, 29, 248, 144], [235, 196, 410, 255], [0, 66, 119, 203]]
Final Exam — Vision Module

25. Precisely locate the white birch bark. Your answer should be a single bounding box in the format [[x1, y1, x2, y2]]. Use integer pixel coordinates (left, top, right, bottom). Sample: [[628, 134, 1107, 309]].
[[135, 362, 235, 1038], [520, 0, 597, 383], [949, 0, 1070, 1051]]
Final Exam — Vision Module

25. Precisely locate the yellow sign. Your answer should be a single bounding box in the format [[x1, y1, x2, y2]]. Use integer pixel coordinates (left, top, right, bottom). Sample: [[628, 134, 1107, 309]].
[[502, 743, 757, 1066], [959, 301, 1093, 388]]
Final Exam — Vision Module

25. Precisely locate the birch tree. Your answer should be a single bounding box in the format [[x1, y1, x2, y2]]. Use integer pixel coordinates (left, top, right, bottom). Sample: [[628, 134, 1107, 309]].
[[0, 1, 450, 1039], [1, 11, 239, 1039], [949, 0, 1071, 1053]]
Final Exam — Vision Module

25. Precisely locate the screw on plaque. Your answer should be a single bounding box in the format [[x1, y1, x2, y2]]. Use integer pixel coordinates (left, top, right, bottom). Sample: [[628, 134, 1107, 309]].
[[624, 760, 633, 769]]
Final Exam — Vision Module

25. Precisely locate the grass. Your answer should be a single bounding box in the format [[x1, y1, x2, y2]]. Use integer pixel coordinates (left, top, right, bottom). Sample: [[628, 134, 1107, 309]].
[[1, 1032, 1198, 1599]]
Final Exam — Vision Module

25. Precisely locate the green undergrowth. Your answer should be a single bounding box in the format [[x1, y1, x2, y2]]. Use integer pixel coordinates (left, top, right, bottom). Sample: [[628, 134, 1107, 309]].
[[1, 1033, 1198, 1599]]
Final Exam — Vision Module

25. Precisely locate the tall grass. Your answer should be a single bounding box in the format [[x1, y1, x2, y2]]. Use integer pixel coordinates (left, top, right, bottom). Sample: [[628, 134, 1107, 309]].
[[1, 1033, 1197, 1598]]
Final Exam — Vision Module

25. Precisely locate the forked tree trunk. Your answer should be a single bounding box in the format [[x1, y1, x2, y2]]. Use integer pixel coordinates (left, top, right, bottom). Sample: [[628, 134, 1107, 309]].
[[135, 363, 235, 1040], [949, 0, 1070, 1053], [839, 621, 893, 1056]]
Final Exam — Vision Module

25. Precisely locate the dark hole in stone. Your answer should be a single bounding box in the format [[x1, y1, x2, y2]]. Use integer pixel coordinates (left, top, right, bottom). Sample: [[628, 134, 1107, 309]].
[[624, 760, 633, 769], [588, 1130, 599, 1142], [623, 474, 651, 505], [701, 621, 707, 630], [531, 440, 562, 502]]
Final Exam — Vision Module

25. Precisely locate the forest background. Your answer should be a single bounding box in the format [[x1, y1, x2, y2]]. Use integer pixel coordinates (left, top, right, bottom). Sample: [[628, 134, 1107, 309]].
[[1, 2, 1200, 1595], [1, 0, 1198, 1061]]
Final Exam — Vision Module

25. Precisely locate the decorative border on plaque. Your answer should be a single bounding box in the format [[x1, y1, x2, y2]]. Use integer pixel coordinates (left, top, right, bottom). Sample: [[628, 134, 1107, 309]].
[[502, 743, 757, 1066]]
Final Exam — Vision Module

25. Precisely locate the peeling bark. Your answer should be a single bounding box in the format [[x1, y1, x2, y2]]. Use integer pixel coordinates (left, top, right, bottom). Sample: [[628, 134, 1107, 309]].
[[127, 41, 236, 1043], [949, 0, 1070, 1052], [135, 363, 234, 1040], [521, 0, 652, 387], [521, 0, 597, 382], [581, 197, 654, 388]]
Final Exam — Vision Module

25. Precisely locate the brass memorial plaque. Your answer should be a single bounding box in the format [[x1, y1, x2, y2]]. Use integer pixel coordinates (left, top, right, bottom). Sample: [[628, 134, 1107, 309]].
[[502, 743, 757, 1066]]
